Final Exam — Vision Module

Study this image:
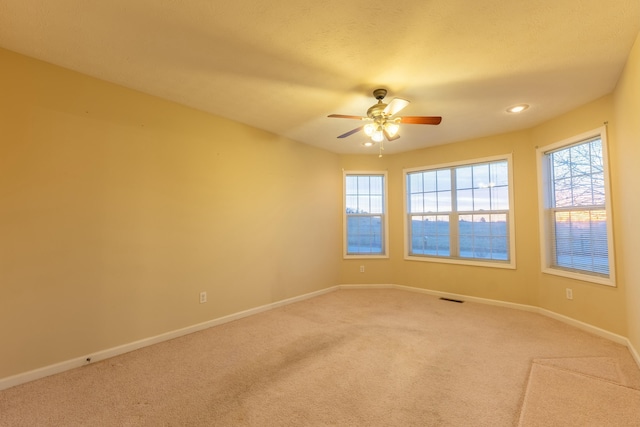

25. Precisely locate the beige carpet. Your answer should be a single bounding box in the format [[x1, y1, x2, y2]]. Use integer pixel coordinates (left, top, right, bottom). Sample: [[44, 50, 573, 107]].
[[1, 289, 639, 426]]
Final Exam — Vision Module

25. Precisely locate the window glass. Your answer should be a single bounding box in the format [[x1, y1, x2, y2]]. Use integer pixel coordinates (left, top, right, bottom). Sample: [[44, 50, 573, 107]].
[[539, 130, 614, 285], [456, 167, 473, 189], [410, 215, 451, 257], [345, 173, 387, 257], [405, 158, 512, 267]]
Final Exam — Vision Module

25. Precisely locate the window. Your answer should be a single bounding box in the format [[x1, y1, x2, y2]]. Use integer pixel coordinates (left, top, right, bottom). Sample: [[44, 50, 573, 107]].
[[404, 155, 515, 268], [344, 172, 388, 258], [537, 127, 615, 286]]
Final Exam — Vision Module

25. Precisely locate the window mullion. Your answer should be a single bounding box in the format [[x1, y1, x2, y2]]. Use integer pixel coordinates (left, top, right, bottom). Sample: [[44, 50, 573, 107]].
[[450, 168, 459, 257], [450, 213, 459, 256]]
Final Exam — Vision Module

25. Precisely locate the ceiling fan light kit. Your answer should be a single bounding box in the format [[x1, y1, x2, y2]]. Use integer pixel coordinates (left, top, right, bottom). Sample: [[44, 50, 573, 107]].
[[328, 88, 442, 156]]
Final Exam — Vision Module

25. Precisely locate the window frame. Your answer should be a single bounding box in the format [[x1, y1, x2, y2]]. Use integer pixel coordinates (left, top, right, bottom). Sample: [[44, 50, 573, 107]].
[[343, 171, 389, 259], [536, 126, 616, 286], [403, 154, 516, 269]]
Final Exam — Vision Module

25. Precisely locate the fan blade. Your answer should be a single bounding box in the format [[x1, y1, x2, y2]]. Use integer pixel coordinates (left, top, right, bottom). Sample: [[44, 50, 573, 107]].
[[328, 114, 365, 120], [384, 98, 410, 116], [337, 126, 364, 138], [399, 116, 442, 125], [383, 128, 401, 141]]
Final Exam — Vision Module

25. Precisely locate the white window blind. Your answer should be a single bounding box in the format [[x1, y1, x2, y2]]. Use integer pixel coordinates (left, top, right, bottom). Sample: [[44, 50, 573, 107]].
[[538, 127, 615, 285]]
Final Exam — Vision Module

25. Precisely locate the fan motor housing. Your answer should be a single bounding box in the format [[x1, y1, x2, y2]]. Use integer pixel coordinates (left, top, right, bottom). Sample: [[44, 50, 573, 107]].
[[367, 103, 387, 119], [372, 88, 387, 100], [368, 88, 389, 119]]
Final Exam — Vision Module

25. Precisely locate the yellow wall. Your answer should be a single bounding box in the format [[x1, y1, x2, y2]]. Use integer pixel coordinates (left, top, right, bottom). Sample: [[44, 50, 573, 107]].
[[2, 32, 639, 381], [613, 32, 640, 353], [531, 96, 626, 334], [0, 48, 341, 379], [339, 131, 539, 306], [339, 94, 630, 336], [341, 131, 539, 305]]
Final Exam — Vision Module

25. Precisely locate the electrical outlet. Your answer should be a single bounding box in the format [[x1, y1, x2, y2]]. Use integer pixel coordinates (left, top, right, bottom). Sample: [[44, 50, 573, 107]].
[[199, 291, 207, 304], [360, 265, 365, 273], [566, 288, 573, 300]]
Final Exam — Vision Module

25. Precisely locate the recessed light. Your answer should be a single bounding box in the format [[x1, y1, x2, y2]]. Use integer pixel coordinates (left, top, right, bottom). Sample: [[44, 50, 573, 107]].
[[506, 104, 529, 113], [362, 141, 374, 147]]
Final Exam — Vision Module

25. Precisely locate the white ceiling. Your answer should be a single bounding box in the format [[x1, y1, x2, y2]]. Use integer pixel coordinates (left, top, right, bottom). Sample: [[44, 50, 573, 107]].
[[1, 0, 639, 154]]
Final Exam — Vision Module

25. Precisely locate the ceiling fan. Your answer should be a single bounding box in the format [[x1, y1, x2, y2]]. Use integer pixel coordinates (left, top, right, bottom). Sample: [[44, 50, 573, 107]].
[[328, 89, 442, 148]]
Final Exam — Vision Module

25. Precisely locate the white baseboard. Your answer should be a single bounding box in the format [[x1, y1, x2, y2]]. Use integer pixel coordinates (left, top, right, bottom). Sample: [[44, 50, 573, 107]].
[[536, 307, 628, 346], [392, 284, 541, 313], [2, 283, 638, 391], [338, 284, 395, 290], [0, 286, 338, 391], [628, 339, 640, 368]]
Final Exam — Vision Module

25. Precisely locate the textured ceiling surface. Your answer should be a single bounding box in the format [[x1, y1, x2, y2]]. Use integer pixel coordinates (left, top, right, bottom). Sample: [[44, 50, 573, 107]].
[[1, 0, 639, 154]]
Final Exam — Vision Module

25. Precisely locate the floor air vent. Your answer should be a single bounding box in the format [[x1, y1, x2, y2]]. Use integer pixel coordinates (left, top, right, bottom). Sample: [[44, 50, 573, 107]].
[[440, 297, 464, 303]]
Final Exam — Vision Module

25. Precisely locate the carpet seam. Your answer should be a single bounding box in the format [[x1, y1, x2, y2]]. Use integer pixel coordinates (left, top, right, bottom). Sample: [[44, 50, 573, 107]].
[[531, 361, 640, 392], [515, 359, 537, 427], [518, 361, 640, 427]]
